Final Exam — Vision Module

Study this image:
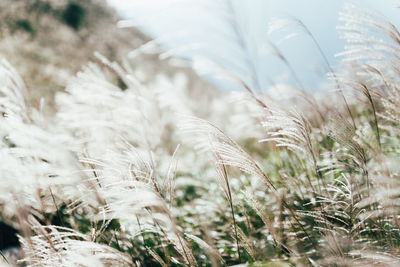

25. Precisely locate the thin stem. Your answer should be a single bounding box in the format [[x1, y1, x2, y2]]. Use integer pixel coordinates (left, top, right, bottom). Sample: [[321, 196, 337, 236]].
[[218, 158, 241, 262], [226, 0, 262, 91], [304, 26, 356, 128], [49, 187, 64, 227], [361, 84, 381, 148]]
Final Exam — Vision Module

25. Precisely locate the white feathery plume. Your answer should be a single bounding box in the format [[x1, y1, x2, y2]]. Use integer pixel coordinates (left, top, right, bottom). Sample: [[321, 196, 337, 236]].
[[259, 105, 318, 167], [0, 59, 82, 220], [180, 116, 275, 190], [20, 224, 134, 267]]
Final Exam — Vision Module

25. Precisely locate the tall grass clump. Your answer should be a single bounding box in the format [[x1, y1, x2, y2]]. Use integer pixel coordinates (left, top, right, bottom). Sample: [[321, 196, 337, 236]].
[[2, 2, 400, 267]]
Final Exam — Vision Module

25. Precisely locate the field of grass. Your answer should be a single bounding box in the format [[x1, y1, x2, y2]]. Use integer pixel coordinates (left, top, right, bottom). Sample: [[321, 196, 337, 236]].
[[1, 2, 400, 267]]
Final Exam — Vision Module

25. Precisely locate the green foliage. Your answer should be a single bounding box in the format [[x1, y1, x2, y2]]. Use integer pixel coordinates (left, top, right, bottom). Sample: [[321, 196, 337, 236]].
[[11, 19, 35, 36], [62, 2, 86, 30]]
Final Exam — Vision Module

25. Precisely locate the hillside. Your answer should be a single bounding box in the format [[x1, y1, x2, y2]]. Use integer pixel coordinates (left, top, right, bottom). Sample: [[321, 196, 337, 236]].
[[0, 0, 217, 110]]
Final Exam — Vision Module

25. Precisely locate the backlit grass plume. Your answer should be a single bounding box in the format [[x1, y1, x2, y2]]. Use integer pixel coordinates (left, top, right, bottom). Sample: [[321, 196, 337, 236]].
[[2, 2, 400, 266]]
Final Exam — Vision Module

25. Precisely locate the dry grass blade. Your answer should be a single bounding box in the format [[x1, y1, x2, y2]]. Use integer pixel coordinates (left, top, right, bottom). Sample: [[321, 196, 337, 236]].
[[185, 233, 225, 265]]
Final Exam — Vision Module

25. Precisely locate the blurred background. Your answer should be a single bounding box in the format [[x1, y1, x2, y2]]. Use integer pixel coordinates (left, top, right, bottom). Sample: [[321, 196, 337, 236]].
[[1, 0, 400, 106], [108, 0, 400, 92]]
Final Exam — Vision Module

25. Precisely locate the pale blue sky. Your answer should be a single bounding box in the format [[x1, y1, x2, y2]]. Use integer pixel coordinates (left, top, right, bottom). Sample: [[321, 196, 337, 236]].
[[107, 0, 400, 91]]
